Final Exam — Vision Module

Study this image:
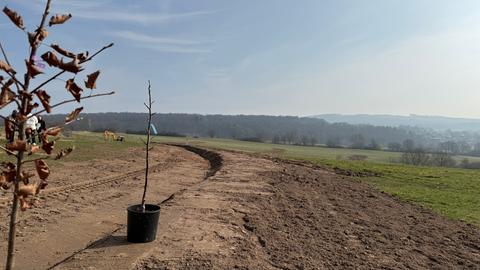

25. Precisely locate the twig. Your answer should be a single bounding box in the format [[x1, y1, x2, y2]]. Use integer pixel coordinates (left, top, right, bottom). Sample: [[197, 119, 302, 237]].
[[0, 42, 25, 91], [21, 156, 51, 164], [0, 115, 17, 127], [30, 43, 114, 94], [83, 42, 114, 63], [0, 145, 18, 157], [26, 91, 115, 120]]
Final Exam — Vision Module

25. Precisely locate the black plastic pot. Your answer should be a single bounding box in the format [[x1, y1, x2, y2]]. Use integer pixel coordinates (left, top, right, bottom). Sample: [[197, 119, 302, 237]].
[[127, 204, 160, 243]]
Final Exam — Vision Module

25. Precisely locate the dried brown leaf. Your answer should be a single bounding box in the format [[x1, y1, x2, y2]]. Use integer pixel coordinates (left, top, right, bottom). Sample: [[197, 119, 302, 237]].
[[45, 126, 62, 137], [4, 118, 14, 141], [41, 139, 55, 154], [6, 140, 27, 151], [0, 60, 15, 74], [25, 60, 44, 78], [0, 174, 11, 190], [20, 170, 35, 185], [0, 83, 15, 106], [3, 171, 15, 183], [25, 102, 39, 115], [85, 70, 100, 89], [77, 51, 89, 62], [51, 44, 76, 58], [18, 184, 39, 197], [49, 13, 72, 26], [1, 162, 15, 184], [54, 146, 74, 160], [41, 51, 60, 67], [15, 113, 27, 122], [65, 107, 83, 124], [35, 159, 50, 180], [38, 28, 48, 42], [1, 181, 12, 190], [3, 7, 25, 30], [19, 197, 30, 211], [36, 90, 51, 113], [58, 57, 83, 74], [28, 144, 40, 156], [65, 78, 83, 102]]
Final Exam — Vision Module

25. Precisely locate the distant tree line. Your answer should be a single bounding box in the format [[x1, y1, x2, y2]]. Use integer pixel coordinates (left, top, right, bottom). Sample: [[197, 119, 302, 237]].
[[14, 112, 479, 159], [36, 113, 428, 146]]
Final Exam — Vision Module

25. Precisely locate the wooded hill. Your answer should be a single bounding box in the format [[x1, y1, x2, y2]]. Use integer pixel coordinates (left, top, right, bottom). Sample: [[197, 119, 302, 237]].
[[41, 113, 435, 148]]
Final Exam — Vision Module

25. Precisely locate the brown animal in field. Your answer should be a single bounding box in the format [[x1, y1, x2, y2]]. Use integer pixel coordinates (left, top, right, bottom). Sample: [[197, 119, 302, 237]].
[[104, 130, 124, 142]]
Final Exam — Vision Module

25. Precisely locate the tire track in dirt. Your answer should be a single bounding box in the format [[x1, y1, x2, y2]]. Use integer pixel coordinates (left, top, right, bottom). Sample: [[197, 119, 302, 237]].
[[0, 145, 209, 270], [167, 144, 223, 179], [0, 158, 177, 233], [0, 159, 175, 208]]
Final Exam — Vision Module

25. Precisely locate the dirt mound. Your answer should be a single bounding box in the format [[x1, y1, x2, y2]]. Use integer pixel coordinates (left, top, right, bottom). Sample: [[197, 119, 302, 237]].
[[168, 144, 223, 178]]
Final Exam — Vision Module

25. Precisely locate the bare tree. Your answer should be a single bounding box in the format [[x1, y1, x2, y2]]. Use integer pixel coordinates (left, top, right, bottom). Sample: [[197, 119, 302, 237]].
[[0, 2, 113, 269], [430, 152, 456, 167], [141, 81, 154, 211], [400, 148, 430, 166]]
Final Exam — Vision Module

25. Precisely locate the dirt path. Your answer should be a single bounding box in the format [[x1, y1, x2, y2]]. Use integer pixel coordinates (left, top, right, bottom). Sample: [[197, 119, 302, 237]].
[[0, 145, 208, 270], [0, 146, 479, 269]]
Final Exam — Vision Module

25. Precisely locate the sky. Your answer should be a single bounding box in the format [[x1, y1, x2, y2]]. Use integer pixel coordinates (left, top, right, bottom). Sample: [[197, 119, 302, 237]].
[[2, 0, 480, 118]]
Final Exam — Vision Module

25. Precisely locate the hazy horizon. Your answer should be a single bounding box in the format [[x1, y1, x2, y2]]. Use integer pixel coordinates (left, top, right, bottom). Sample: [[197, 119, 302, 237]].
[[41, 111, 480, 122], [3, 0, 480, 118]]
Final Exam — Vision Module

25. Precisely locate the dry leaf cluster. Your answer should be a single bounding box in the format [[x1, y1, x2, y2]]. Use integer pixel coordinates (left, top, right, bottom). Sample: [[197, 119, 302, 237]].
[[0, 4, 113, 214], [1, 3, 114, 268]]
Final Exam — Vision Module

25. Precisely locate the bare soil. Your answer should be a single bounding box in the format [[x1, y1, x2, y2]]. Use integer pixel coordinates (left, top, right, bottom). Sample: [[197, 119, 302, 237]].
[[0, 145, 478, 269]]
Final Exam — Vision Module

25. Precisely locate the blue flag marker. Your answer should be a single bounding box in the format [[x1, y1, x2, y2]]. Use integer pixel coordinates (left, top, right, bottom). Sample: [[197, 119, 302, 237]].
[[150, 124, 158, 135]]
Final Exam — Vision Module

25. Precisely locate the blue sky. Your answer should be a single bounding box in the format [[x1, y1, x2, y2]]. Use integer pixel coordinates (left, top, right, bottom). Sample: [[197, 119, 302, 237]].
[[2, 0, 480, 117]]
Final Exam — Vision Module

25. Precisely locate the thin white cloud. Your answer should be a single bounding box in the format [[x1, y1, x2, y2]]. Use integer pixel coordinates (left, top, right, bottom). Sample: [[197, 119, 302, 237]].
[[73, 10, 216, 24], [110, 31, 212, 54], [137, 43, 211, 54], [110, 31, 212, 46], [17, 0, 216, 24], [205, 68, 230, 84]]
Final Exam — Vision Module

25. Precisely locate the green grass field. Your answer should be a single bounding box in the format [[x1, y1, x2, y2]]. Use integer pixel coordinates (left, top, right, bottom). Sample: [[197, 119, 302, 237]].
[[1, 132, 478, 226]]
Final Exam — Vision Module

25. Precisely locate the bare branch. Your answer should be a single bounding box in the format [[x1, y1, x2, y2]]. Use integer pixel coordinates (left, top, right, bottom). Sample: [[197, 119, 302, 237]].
[[0, 145, 18, 157], [21, 156, 51, 164], [0, 99, 19, 111], [0, 114, 17, 126], [0, 41, 25, 90], [83, 42, 114, 63]]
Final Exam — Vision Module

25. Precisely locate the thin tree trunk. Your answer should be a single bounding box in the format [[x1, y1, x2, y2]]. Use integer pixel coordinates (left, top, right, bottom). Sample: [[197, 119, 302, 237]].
[[141, 81, 153, 211], [5, 123, 24, 270], [5, 1, 52, 268]]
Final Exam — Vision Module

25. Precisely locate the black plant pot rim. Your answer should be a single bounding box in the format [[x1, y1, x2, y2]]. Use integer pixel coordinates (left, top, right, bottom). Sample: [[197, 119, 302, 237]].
[[127, 204, 160, 214]]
